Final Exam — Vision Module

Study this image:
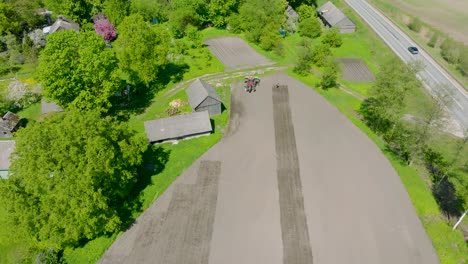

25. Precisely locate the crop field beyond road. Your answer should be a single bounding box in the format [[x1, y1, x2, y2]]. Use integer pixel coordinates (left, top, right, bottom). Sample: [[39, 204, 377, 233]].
[[375, 0, 468, 44]]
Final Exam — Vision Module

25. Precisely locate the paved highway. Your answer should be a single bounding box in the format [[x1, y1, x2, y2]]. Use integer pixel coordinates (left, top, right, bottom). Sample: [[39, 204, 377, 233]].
[[344, 0, 468, 130]]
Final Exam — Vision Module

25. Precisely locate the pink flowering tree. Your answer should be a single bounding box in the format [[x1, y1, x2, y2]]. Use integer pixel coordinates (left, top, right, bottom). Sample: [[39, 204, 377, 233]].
[[93, 13, 117, 42]]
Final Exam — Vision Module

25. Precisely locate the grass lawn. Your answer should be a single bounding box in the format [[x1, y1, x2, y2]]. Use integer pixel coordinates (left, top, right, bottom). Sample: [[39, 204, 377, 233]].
[[289, 69, 468, 264]]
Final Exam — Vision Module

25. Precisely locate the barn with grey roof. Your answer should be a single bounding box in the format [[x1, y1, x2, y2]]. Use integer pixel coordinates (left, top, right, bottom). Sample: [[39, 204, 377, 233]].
[[0, 140, 15, 179], [144, 111, 212, 144], [186, 79, 222, 116], [44, 15, 79, 35], [318, 1, 356, 33]]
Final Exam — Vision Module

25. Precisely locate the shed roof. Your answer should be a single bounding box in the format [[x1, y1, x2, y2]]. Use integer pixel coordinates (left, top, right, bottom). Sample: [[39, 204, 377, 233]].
[[144, 111, 212, 143], [318, 1, 355, 27], [187, 79, 221, 109], [0, 140, 15, 170], [0, 112, 21, 132], [41, 100, 64, 114], [286, 5, 299, 20], [49, 16, 79, 33]]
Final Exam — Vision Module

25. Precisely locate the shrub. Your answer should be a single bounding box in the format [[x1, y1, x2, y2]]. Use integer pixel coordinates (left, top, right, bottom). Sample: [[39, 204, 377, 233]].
[[427, 32, 438, 48], [321, 28, 342, 48], [298, 17, 321, 39], [408, 17, 422, 32], [440, 38, 462, 64], [310, 43, 332, 66]]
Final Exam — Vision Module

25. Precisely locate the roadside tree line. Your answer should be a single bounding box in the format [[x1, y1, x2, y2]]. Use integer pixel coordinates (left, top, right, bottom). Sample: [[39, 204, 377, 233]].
[[360, 58, 468, 224]]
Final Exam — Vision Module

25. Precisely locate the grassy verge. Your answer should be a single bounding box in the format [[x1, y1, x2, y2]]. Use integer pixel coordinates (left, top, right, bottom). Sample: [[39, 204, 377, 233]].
[[289, 68, 468, 263]]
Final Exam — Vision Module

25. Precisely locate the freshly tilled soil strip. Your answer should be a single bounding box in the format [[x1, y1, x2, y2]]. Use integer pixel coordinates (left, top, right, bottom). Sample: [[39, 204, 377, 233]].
[[151, 161, 220, 264], [272, 85, 314, 264]]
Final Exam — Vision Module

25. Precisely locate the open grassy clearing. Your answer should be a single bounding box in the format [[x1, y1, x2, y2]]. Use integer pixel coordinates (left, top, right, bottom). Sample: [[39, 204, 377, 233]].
[[367, 0, 468, 90], [289, 68, 468, 264]]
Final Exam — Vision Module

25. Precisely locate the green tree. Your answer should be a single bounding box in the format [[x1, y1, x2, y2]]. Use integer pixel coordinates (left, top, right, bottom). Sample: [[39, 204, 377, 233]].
[[458, 46, 468, 76], [322, 27, 342, 48], [407, 16, 422, 32], [103, 0, 129, 25], [310, 43, 332, 67], [5, 0, 43, 29], [427, 32, 438, 48], [37, 30, 121, 111], [440, 38, 462, 64], [0, 3, 20, 35], [320, 58, 339, 89], [236, 0, 287, 44], [296, 4, 316, 20], [130, 0, 167, 23], [114, 14, 170, 87], [298, 17, 321, 38], [0, 110, 148, 250], [42, 0, 100, 22], [360, 58, 422, 133], [207, 0, 239, 27]]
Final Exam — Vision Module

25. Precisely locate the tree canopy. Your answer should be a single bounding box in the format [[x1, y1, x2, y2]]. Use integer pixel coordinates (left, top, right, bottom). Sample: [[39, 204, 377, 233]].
[[0, 110, 148, 250], [37, 30, 121, 111], [114, 14, 170, 87]]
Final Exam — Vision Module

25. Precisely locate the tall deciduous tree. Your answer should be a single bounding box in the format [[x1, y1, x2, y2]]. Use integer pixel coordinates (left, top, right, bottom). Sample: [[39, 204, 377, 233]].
[[298, 17, 321, 38], [322, 28, 342, 48], [320, 57, 339, 89], [0, 110, 148, 250], [103, 0, 129, 25], [114, 14, 170, 87], [42, 0, 100, 22], [93, 13, 117, 42], [207, 0, 238, 27], [0, 3, 20, 35], [37, 30, 121, 111]]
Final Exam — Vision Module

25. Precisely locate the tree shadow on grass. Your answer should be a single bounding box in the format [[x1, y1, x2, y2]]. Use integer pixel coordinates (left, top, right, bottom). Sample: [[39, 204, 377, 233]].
[[432, 178, 464, 220], [157, 62, 190, 87], [118, 145, 171, 230], [108, 63, 190, 120]]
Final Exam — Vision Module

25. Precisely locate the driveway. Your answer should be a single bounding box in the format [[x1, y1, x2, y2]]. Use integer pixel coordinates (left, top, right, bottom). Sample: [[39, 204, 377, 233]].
[[99, 72, 439, 264]]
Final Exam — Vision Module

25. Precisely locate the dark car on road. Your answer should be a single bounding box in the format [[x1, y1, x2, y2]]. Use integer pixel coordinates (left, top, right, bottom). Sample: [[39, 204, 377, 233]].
[[408, 46, 419, 54]]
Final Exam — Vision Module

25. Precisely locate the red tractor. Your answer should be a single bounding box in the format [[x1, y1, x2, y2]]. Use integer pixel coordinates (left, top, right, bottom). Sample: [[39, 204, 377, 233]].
[[244, 76, 261, 93]]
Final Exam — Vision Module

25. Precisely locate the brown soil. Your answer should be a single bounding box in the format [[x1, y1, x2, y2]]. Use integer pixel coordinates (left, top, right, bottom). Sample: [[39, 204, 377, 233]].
[[339, 58, 375, 82]]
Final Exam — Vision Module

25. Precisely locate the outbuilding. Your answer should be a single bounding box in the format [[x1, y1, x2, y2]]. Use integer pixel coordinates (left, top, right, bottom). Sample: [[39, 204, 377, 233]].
[[144, 111, 212, 144], [317, 1, 356, 33], [41, 100, 64, 114], [44, 15, 80, 35], [0, 140, 15, 179], [0, 112, 21, 138], [186, 79, 222, 116]]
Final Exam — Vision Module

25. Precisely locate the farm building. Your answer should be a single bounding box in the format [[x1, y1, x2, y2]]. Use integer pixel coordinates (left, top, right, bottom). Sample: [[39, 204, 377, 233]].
[[144, 111, 212, 144], [43, 15, 79, 35], [285, 5, 300, 32], [41, 100, 64, 114], [317, 1, 356, 33], [0, 140, 15, 179], [187, 79, 222, 116], [0, 112, 21, 138]]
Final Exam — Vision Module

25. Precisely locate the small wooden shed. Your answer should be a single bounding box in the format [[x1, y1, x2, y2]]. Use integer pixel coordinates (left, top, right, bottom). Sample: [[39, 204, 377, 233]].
[[318, 1, 356, 33], [0, 112, 21, 138], [144, 111, 212, 144], [186, 79, 222, 116]]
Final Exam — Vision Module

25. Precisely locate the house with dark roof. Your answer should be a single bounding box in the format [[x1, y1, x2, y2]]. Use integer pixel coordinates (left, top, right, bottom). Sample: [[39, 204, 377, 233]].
[[0, 140, 15, 179], [144, 111, 212, 144], [317, 1, 356, 33], [41, 100, 64, 114], [186, 79, 222, 116], [44, 15, 80, 35], [0, 112, 21, 138]]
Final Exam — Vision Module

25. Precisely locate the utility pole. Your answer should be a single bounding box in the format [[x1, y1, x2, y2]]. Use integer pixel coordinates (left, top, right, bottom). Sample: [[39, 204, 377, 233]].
[[453, 209, 468, 230]]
